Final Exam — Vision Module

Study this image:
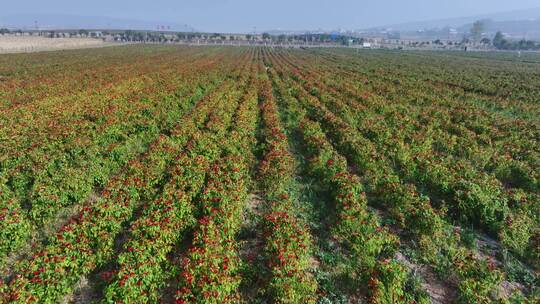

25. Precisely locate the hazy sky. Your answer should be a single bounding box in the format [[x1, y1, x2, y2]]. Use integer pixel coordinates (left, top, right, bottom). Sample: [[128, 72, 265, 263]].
[[3, 0, 540, 32]]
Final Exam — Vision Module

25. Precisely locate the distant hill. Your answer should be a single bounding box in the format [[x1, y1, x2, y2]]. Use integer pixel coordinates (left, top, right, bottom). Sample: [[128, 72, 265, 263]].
[[367, 7, 540, 32], [458, 19, 540, 40], [0, 14, 195, 32]]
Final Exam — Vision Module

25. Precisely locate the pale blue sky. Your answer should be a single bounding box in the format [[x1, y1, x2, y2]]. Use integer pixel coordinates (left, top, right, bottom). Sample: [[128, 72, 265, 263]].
[[3, 0, 540, 32]]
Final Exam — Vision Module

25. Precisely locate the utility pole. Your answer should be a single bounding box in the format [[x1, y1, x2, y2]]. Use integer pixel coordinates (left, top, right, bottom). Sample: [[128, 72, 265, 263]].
[[34, 20, 39, 36]]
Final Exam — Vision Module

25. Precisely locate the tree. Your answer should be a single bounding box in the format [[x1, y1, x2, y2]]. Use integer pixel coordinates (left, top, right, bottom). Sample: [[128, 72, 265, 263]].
[[0, 28, 10, 35], [525, 40, 536, 49], [480, 38, 491, 45], [124, 30, 135, 41], [136, 32, 145, 42], [471, 20, 485, 41], [262, 32, 271, 40], [493, 31, 505, 49]]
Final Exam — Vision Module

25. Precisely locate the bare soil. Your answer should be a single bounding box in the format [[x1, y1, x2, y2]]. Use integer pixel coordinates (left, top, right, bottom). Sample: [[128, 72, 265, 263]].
[[0, 36, 114, 54]]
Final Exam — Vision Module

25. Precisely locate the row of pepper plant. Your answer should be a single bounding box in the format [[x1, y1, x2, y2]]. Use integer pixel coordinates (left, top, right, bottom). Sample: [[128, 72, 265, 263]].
[[256, 70, 318, 303], [266, 49, 514, 303], [0, 55, 252, 303], [174, 72, 258, 302]]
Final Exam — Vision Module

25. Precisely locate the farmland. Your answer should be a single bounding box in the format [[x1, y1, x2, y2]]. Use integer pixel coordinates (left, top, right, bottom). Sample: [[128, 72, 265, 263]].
[[0, 36, 109, 54], [0, 45, 538, 303]]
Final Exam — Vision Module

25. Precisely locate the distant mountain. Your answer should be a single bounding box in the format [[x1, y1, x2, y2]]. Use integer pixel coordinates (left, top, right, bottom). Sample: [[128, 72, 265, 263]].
[[458, 19, 540, 39], [366, 7, 540, 32], [0, 14, 196, 32]]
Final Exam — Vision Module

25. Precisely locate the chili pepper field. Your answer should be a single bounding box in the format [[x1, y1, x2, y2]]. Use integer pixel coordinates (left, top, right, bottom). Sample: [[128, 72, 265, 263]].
[[0, 46, 538, 303]]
